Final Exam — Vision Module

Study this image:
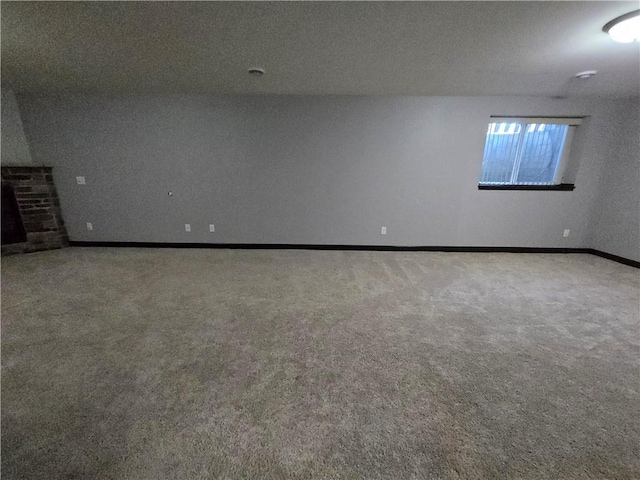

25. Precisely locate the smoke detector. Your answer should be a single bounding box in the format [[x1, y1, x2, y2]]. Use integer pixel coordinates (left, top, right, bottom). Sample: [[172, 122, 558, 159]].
[[575, 70, 597, 79], [248, 68, 265, 77]]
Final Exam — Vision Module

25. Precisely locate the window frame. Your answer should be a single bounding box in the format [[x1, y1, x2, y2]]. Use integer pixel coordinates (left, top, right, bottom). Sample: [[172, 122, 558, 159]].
[[478, 116, 582, 191]]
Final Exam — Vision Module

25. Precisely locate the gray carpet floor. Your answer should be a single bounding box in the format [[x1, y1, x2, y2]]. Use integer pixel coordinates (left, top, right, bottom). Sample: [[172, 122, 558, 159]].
[[1, 248, 639, 479]]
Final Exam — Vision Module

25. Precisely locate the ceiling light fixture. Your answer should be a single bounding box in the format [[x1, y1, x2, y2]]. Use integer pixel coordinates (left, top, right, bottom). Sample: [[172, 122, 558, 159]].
[[248, 68, 265, 77], [603, 10, 640, 43], [575, 70, 597, 79]]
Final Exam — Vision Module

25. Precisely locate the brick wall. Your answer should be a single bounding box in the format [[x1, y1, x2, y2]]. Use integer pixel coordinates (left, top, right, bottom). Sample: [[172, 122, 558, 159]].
[[1, 166, 68, 254]]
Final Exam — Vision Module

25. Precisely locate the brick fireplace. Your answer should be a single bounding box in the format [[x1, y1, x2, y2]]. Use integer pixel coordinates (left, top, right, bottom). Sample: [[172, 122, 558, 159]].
[[1, 166, 68, 254]]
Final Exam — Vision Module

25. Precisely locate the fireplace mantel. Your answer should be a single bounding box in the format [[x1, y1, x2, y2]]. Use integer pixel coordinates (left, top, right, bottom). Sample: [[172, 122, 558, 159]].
[[1, 166, 68, 254]]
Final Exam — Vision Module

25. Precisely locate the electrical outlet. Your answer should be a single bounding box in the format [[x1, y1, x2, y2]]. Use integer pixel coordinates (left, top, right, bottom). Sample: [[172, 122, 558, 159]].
[[381, 226, 387, 235], [86, 222, 93, 231], [563, 229, 570, 238], [76, 176, 86, 185], [209, 224, 215, 233], [185, 224, 191, 232]]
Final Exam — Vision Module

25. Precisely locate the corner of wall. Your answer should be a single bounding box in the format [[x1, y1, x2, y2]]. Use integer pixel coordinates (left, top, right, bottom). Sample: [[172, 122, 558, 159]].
[[585, 98, 640, 262], [1, 86, 35, 167]]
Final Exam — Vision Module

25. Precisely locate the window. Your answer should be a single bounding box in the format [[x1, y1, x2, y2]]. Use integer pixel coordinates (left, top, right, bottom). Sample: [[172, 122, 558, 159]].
[[479, 117, 581, 190]]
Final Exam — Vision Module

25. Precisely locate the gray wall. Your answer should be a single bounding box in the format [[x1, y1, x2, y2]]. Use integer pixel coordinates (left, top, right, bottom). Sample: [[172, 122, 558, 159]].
[[15, 93, 631, 248], [1, 87, 34, 166], [587, 99, 640, 262]]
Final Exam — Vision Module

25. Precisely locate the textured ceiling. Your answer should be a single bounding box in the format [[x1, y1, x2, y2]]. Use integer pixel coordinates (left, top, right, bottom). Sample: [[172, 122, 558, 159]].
[[2, 1, 639, 97]]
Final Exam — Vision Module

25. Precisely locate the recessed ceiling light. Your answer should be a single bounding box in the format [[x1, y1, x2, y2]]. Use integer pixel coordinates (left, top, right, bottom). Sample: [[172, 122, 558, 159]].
[[603, 10, 640, 43], [248, 68, 265, 77], [575, 70, 597, 79]]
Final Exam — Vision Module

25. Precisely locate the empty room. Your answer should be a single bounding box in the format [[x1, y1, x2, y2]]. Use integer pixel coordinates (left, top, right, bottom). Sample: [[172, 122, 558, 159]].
[[1, 1, 639, 479]]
